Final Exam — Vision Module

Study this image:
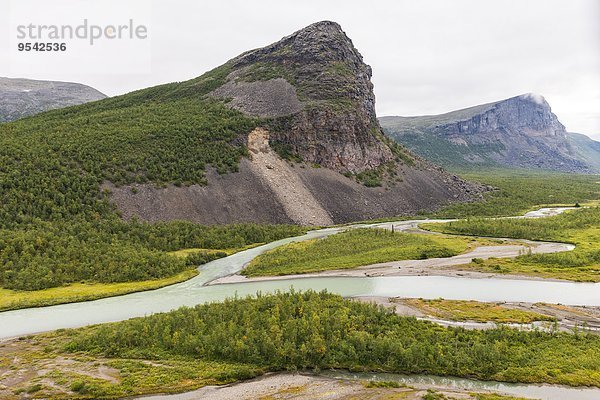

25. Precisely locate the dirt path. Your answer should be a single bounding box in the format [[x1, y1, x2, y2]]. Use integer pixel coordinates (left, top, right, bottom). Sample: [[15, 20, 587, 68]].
[[246, 128, 333, 226]]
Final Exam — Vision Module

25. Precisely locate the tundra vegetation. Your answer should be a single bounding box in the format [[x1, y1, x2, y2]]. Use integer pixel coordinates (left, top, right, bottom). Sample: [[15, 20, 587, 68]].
[[10, 291, 600, 398], [430, 170, 599, 218], [423, 206, 600, 281], [402, 298, 556, 324], [243, 228, 494, 276], [0, 64, 310, 307]]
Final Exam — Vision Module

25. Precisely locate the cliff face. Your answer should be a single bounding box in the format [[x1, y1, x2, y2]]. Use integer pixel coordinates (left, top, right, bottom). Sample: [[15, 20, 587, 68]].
[[381, 94, 592, 173], [211, 21, 395, 173], [0, 77, 106, 122]]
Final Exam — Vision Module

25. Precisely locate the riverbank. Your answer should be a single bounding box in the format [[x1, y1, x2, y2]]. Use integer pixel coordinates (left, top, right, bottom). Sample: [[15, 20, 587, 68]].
[[422, 206, 600, 282], [133, 372, 529, 400], [3, 291, 600, 399], [0, 269, 199, 312], [354, 296, 600, 334], [132, 370, 600, 400], [210, 239, 574, 285]]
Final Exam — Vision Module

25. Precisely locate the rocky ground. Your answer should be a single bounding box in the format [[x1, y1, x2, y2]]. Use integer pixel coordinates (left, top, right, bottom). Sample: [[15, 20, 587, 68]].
[[0, 77, 106, 122], [355, 297, 600, 334], [137, 373, 512, 400], [245, 127, 333, 226], [105, 156, 484, 226]]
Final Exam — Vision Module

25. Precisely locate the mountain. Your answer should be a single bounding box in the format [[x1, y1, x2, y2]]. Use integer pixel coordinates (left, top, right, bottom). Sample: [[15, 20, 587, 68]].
[[567, 132, 600, 172], [0, 77, 106, 122], [380, 94, 594, 173], [0, 21, 482, 227]]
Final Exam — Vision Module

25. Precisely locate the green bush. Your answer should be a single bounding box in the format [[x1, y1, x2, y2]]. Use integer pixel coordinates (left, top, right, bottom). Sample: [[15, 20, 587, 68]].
[[0, 221, 305, 291], [65, 291, 600, 387]]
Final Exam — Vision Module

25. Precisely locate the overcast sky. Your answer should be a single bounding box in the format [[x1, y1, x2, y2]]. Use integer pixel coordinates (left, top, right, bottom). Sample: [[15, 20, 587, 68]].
[[1, 0, 599, 139]]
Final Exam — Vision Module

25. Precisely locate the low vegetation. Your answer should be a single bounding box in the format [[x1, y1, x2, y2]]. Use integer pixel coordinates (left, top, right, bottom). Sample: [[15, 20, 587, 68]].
[[0, 270, 198, 312], [0, 244, 271, 312], [430, 170, 600, 218], [352, 161, 405, 187], [38, 291, 600, 397], [425, 392, 529, 400], [403, 298, 555, 324], [423, 207, 600, 281], [0, 240, 284, 312], [243, 228, 483, 276], [0, 221, 305, 292], [363, 380, 405, 388], [472, 395, 530, 400], [4, 342, 263, 400]]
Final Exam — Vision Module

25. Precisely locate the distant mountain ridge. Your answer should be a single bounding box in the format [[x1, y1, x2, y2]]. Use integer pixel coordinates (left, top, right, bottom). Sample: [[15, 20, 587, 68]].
[[380, 94, 598, 173], [567, 132, 600, 172], [0, 77, 106, 122]]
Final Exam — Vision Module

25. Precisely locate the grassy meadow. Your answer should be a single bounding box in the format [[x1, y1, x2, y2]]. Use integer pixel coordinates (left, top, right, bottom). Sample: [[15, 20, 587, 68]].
[[402, 298, 556, 324], [430, 170, 600, 218], [243, 228, 497, 276]]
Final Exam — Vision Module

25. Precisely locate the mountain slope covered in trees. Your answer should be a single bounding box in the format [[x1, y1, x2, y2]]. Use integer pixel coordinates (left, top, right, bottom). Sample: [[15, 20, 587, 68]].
[[0, 21, 486, 297], [0, 21, 482, 229]]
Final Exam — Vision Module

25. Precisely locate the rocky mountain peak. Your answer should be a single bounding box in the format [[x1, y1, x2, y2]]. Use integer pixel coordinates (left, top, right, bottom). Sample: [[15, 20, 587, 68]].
[[233, 21, 360, 67], [381, 94, 590, 173], [519, 92, 547, 106], [210, 21, 402, 174], [226, 20, 376, 114], [488, 94, 567, 139]]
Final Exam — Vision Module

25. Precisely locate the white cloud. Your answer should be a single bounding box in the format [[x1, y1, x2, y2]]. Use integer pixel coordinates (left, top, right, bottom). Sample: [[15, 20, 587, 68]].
[[520, 93, 546, 106]]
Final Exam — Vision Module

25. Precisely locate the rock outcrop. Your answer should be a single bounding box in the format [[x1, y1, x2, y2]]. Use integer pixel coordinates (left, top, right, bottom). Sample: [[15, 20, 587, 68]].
[[106, 21, 486, 225], [211, 21, 395, 173], [245, 127, 334, 226], [0, 77, 106, 122], [380, 94, 594, 173]]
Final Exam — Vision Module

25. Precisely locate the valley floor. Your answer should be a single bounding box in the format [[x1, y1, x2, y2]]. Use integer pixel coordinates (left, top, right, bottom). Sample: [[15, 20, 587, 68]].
[[211, 239, 574, 285], [2, 206, 599, 399]]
